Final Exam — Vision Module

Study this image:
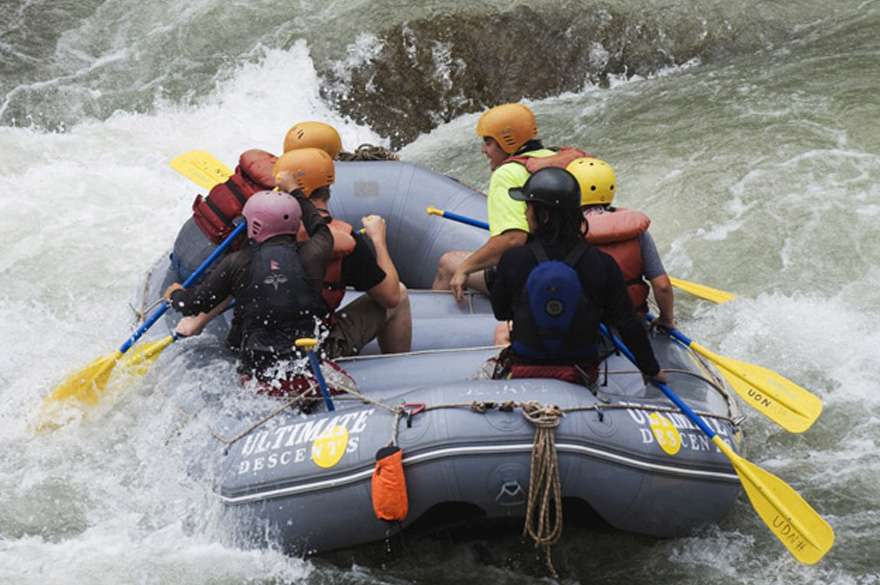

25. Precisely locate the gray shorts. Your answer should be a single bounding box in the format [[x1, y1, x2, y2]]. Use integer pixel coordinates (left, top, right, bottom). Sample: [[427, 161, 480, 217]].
[[325, 294, 388, 358]]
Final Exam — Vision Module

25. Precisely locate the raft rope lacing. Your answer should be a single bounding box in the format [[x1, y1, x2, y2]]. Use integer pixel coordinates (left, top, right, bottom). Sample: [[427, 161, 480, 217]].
[[199, 366, 739, 446], [132, 262, 163, 322]]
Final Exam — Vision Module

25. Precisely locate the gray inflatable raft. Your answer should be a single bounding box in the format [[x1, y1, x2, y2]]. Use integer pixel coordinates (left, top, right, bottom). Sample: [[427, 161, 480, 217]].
[[140, 160, 744, 554]]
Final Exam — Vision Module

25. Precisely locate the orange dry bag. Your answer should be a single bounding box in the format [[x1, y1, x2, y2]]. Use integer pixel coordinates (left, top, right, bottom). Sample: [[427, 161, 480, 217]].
[[371, 445, 408, 521]]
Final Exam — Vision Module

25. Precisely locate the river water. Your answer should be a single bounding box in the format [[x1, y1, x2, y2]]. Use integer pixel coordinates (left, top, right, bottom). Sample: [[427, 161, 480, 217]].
[[1, 0, 878, 583]]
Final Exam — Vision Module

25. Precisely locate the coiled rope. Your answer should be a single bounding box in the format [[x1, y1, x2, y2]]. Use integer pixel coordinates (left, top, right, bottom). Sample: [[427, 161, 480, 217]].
[[520, 401, 565, 578]]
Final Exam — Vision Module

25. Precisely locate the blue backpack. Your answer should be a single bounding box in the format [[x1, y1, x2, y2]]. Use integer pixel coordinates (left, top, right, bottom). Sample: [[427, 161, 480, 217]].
[[511, 242, 592, 360]]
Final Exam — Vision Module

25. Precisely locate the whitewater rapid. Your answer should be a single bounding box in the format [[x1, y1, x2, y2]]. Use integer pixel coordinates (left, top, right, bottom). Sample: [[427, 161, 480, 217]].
[[2, 1, 879, 583]]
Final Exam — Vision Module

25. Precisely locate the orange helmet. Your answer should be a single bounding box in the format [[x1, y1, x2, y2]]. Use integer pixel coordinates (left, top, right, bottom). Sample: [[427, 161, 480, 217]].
[[475, 103, 538, 154], [283, 121, 343, 159], [273, 147, 335, 197]]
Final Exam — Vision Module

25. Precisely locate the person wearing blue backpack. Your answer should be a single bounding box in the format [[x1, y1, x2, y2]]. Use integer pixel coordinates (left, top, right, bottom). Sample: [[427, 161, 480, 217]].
[[488, 167, 667, 385]]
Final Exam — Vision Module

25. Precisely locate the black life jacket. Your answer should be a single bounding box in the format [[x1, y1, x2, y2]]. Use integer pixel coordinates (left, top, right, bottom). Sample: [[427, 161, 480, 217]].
[[236, 240, 327, 369], [510, 241, 598, 362]]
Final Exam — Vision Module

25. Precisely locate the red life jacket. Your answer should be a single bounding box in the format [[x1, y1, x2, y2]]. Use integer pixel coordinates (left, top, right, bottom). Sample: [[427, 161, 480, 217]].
[[297, 218, 357, 313], [503, 146, 592, 172], [585, 208, 651, 311], [192, 149, 278, 243]]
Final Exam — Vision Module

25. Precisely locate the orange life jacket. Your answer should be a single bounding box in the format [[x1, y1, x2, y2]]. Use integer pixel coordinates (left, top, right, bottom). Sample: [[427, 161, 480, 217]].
[[503, 146, 592, 172], [297, 218, 356, 312], [585, 208, 651, 310], [192, 149, 278, 243]]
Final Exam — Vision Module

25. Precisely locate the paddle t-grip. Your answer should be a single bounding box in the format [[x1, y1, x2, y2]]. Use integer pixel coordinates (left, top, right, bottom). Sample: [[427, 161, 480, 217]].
[[295, 338, 335, 412], [426, 206, 489, 230]]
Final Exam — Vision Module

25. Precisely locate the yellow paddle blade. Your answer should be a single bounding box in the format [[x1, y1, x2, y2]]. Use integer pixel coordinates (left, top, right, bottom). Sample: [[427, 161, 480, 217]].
[[714, 438, 834, 564], [35, 350, 124, 432], [118, 336, 174, 377], [170, 150, 233, 190], [692, 342, 822, 433], [669, 277, 736, 304], [44, 351, 123, 405]]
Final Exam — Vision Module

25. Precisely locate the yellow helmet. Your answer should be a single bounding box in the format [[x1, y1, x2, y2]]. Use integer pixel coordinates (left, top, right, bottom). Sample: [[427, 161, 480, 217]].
[[273, 147, 335, 197], [283, 121, 343, 159], [475, 103, 538, 154], [566, 157, 617, 206]]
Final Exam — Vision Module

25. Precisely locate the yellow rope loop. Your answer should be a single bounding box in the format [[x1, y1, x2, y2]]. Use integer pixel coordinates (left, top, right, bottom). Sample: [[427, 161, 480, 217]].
[[520, 400, 564, 429], [520, 401, 564, 578], [388, 405, 408, 446], [470, 401, 496, 413]]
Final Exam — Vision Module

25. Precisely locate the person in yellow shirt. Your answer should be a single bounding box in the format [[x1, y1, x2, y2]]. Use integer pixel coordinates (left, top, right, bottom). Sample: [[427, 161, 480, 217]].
[[432, 103, 589, 301]]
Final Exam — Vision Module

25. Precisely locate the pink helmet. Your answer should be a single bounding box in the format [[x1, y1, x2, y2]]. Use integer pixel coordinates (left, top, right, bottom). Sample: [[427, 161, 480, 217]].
[[242, 191, 302, 243]]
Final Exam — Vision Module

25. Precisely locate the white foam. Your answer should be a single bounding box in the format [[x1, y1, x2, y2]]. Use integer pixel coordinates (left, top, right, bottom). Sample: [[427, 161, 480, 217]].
[[0, 519, 311, 585], [0, 40, 383, 400], [0, 42, 385, 579]]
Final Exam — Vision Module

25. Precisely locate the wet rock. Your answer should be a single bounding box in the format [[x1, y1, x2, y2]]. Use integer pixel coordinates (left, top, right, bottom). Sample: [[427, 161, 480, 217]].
[[318, 4, 743, 147]]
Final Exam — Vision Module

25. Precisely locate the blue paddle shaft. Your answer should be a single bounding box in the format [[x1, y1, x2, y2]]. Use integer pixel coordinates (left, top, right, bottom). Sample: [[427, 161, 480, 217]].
[[306, 350, 335, 412], [599, 323, 716, 438], [118, 222, 247, 354], [645, 312, 694, 347], [439, 210, 489, 231]]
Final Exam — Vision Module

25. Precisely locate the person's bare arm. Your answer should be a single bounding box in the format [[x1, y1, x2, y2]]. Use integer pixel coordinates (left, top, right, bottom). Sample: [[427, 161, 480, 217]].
[[175, 296, 233, 337], [362, 215, 401, 309], [650, 274, 675, 329], [450, 229, 527, 301]]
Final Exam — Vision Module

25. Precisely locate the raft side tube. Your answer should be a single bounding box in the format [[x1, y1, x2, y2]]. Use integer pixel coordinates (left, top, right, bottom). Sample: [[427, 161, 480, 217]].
[[217, 378, 740, 553], [331, 161, 488, 289]]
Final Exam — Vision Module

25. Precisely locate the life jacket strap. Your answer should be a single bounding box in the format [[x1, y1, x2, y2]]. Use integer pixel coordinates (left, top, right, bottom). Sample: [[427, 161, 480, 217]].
[[205, 196, 233, 227], [563, 242, 588, 267], [225, 178, 248, 207]]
